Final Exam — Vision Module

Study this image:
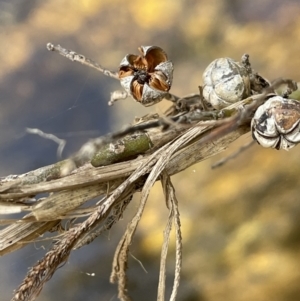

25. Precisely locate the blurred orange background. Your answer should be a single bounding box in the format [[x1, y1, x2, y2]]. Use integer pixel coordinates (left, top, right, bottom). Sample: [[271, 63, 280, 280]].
[[1, 1, 300, 300]]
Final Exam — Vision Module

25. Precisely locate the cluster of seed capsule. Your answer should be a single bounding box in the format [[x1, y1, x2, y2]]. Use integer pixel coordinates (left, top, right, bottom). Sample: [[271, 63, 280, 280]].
[[202, 55, 300, 150], [118, 46, 299, 150]]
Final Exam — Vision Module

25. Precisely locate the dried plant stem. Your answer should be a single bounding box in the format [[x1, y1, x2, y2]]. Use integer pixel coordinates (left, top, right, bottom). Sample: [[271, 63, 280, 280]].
[[11, 183, 137, 301], [110, 125, 204, 300], [157, 173, 182, 301], [157, 212, 173, 301], [11, 142, 169, 300], [11, 225, 81, 301], [46, 43, 119, 80], [73, 193, 133, 250], [0, 122, 246, 257], [2, 41, 297, 301], [157, 173, 174, 301], [109, 144, 172, 301], [26, 128, 66, 158], [6, 91, 276, 301], [167, 176, 182, 301]]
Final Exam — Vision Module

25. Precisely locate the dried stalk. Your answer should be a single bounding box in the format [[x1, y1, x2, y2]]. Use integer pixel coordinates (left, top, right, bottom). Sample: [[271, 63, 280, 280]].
[[157, 172, 182, 301], [1, 92, 257, 299], [47, 43, 119, 80], [3, 44, 293, 301], [2, 98, 256, 301]]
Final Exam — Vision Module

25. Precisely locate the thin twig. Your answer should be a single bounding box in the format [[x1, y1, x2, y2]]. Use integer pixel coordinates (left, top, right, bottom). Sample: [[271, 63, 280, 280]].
[[26, 128, 66, 159], [211, 140, 255, 169], [46, 43, 119, 80]]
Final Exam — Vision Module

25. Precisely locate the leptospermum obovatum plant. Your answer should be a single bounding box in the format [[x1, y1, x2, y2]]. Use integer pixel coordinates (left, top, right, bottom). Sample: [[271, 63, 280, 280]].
[[2, 44, 300, 301]]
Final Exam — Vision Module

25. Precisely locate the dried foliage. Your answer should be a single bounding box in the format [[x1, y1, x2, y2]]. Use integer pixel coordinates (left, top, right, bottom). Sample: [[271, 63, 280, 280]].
[[0, 96, 267, 300], [0, 43, 298, 301]]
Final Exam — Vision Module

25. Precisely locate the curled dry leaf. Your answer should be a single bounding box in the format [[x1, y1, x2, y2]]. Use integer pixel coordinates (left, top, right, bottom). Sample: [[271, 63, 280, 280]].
[[119, 46, 173, 106], [251, 96, 300, 150]]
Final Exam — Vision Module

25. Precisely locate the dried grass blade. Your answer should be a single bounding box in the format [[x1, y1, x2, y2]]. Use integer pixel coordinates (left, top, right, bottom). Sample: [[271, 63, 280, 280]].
[[110, 125, 203, 300], [11, 145, 161, 300], [11, 227, 80, 301], [167, 176, 182, 301], [0, 220, 59, 256], [73, 193, 133, 250], [157, 174, 174, 301]]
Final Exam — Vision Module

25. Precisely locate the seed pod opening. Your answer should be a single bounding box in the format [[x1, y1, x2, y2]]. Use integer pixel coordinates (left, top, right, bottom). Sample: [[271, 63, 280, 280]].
[[251, 96, 300, 150], [119, 46, 173, 106]]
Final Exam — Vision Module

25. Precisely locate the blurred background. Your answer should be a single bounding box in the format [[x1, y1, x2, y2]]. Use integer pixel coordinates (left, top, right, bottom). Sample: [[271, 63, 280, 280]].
[[1, 0, 300, 300]]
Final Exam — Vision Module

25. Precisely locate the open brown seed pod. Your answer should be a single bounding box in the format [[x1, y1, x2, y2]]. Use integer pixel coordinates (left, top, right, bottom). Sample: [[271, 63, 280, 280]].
[[118, 46, 173, 106], [251, 96, 300, 150]]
